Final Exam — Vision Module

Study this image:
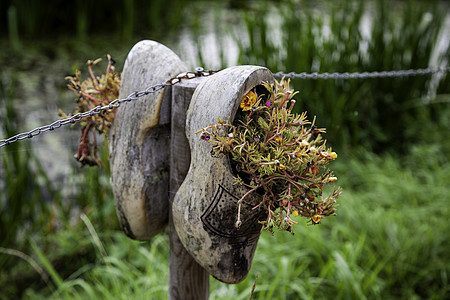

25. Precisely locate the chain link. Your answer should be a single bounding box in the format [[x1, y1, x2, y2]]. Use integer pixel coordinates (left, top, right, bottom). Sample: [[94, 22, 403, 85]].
[[1, 66, 449, 148], [166, 67, 220, 85], [273, 67, 450, 79]]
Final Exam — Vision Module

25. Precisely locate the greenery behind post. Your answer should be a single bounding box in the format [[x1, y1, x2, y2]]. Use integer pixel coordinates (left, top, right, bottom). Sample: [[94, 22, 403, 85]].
[[0, 0, 449, 299], [237, 0, 450, 153]]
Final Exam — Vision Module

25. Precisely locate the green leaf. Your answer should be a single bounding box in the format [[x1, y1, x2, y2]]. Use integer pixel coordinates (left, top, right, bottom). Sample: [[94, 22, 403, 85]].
[[30, 239, 64, 289], [258, 116, 269, 130]]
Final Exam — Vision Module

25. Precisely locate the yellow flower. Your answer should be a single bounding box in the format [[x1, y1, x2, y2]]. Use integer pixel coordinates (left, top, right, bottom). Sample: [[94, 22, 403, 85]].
[[320, 151, 337, 160], [311, 214, 321, 224], [240, 91, 257, 111], [329, 152, 338, 160], [292, 210, 299, 217], [274, 135, 283, 143]]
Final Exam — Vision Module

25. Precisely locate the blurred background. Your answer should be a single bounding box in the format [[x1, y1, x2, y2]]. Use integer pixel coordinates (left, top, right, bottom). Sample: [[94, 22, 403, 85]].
[[0, 0, 449, 299]]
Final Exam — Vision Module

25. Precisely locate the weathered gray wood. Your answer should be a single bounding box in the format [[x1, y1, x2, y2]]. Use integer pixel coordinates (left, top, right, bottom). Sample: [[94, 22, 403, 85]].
[[169, 78, 210, 300], [172, 66, 274, 284], [109, 40, 187, 240], [110, 41, 272, 297]]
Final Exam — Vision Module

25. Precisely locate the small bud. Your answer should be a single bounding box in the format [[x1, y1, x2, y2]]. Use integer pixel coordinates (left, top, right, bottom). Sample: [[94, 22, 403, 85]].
[[288, 99, 296, 110], [200, 132, 210, 141], [319, 151, 328, 158], [292, 210, 299, 217], [300, 139, 309, 148], [328, 176, 338, 182], [311, 166, 319, 175], [235, 220, 242, 228], [274, 135, 283, 143], [329, 152, 338, 160]]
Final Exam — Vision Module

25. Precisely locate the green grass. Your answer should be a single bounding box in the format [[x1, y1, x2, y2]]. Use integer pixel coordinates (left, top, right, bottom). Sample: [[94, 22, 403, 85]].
[[8, 148, 447, 300]]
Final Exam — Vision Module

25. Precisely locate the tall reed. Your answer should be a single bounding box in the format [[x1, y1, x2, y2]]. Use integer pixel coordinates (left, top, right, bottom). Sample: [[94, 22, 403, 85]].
[[0, 77, 59, 266], [237, 0, 449, 153]]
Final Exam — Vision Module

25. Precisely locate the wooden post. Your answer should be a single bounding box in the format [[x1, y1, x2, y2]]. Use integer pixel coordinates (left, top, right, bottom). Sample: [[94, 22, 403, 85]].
[[169, 78, 209, 299]]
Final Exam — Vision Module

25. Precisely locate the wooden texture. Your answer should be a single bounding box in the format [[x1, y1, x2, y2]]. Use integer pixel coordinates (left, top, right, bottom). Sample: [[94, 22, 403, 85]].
[[109, 40, 187, 240], [172, 66, 274, 284], [109, 41, 272, 298], [169, 78, 210, 300]]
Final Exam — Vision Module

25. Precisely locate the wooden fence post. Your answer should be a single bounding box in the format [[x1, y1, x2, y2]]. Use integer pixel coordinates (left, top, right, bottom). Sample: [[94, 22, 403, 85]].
[[169, 77, 209, 299]]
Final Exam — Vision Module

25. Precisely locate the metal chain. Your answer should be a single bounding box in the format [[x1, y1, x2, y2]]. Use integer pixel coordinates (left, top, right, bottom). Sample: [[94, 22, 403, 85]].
[[167, 67, 219, 85], [0, 68, 219, 148], [273, 67, 450, 79], [1, 66, 448, 148]]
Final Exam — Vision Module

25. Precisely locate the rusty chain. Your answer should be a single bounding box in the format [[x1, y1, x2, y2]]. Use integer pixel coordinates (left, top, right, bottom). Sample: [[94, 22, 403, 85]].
[[1, 66, 448, 148], [167, 67, 220, 85]]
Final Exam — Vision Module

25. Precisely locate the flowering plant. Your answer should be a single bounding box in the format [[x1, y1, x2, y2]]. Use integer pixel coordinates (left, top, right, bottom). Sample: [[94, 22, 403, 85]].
[[197, 79, 342, 234]]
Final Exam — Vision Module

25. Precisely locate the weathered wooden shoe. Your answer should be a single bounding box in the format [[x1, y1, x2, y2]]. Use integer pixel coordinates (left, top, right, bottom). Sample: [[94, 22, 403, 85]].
[[109, 40, 187, 240], [172, 66, 274, 283]]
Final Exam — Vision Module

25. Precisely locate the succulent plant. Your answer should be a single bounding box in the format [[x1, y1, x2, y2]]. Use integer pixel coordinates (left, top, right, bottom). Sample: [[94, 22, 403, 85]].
[[197, 78, 342, 234]]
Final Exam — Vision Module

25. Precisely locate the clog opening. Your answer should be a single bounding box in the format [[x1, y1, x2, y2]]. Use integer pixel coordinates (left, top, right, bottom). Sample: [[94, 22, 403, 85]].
[[228, 83, 271, 196]]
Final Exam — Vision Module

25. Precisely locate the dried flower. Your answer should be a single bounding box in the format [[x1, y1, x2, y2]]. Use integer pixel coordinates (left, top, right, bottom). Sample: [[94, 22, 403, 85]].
[[60, 55, 120, 167]]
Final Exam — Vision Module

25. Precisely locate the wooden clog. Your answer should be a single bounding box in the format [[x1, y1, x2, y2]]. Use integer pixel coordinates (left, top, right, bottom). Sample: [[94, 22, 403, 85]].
[[109, 40, 187, 240], [172, 66, 274, 283]]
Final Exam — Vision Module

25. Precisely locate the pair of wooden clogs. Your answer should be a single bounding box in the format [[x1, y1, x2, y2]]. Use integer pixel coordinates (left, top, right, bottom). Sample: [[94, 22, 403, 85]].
[[109, 40, 274, 284]]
